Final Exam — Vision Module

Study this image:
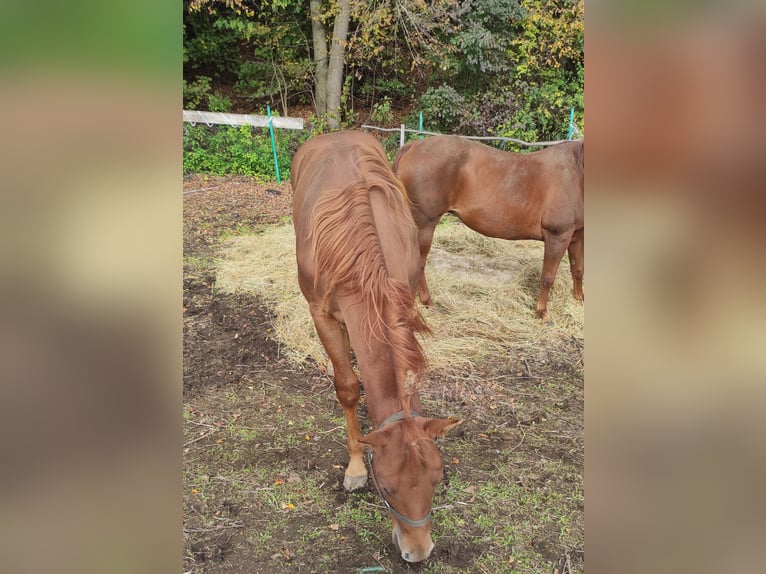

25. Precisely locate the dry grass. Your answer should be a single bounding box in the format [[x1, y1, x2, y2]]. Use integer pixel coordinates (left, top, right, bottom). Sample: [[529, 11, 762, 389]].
[[215, 216, 583, 376]]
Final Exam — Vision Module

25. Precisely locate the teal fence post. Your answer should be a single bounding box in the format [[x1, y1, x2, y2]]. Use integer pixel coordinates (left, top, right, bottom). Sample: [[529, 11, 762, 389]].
[[567, 106, 575, 140], [419, 111, 423, 139], [267, 105, 281, 184]]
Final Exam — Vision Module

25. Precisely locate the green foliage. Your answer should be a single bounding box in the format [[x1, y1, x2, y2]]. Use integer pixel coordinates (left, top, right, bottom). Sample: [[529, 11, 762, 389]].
[[183, 76, 212, 109], [358, 77, 411, 103], [183, 0, 584, 141], [183, 124, 308, 179], [369, 97, 393, 125], [183, 5, 242, 81], [185, 0, 312, 113], [420, 85, 467, 133], [207, 91, 232, 112], [454, 0, 524, 76]]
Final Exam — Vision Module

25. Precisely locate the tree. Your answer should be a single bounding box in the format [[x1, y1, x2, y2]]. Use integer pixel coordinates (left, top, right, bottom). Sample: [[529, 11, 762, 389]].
[[309, 0, 350, 129], [187, 0, 353, 129], [183, 0, 584, 139]]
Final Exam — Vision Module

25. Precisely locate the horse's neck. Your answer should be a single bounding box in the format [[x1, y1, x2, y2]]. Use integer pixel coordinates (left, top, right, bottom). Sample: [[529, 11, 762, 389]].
[[363, 379, 422, 428]]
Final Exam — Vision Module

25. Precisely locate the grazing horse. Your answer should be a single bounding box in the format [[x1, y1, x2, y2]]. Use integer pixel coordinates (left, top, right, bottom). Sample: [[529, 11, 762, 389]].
[[393, 135, 584, 320], [291, 131, 461, 563]]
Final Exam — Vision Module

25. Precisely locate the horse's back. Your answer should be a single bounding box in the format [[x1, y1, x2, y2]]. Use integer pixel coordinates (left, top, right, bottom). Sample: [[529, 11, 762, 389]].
[[291, 130, 420, 301], [292, 131, 384, 210], [395, 136, 583, 237], [394, 136, 475, 223]]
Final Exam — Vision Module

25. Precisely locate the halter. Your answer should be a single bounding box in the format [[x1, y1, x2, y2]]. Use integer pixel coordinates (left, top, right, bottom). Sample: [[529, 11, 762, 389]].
[[366, 410, 433, 528]]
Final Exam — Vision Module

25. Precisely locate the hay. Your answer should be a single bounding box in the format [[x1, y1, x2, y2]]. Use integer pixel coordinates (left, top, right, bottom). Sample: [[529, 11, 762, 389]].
[[215, 217, 583, 374]]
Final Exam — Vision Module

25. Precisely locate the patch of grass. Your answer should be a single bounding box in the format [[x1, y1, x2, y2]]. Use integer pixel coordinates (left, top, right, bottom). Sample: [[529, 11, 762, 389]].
[[184, 254, 214, 272], [427, 453, 583, 573]]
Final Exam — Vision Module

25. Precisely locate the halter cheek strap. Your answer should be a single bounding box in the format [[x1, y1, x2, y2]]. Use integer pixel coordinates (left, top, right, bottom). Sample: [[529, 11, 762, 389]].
[[367, 410, 433, 528]]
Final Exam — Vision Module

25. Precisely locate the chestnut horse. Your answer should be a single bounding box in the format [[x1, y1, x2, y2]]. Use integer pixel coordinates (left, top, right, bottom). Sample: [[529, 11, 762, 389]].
[[393, 135, 584, 320], [291, 131, 461, 563]]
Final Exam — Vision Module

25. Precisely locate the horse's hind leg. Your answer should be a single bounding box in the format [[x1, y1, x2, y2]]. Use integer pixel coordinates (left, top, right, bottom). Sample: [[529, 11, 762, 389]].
[[308, 304, 368, 491], [568, 228, 584, 302], [415, 219, 440, 306], [536, 229, 574, 320]]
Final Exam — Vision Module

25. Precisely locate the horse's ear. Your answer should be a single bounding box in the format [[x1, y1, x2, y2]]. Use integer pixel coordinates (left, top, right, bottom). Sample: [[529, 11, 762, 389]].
[[422, 417, 462, 439], [358, 428, 390, 450]]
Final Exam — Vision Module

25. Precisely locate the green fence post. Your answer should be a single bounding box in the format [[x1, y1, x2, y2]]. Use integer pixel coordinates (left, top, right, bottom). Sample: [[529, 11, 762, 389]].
[[267, 105, 281, 184], [419, 111, 423, 139], [567, 106, 575, 140]]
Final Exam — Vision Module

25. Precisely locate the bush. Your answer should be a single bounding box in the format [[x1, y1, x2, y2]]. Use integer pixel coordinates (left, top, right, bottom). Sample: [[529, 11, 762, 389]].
[[370, 97, 393, 125], [419, 85, 467, 133], [183, 76, 212, 110], [183, 124, 308, 180], [207, 91, 232, 113]]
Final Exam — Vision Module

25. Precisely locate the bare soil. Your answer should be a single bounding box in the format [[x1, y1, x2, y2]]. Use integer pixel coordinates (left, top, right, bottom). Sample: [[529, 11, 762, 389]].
[[183, 174, 584, 573]]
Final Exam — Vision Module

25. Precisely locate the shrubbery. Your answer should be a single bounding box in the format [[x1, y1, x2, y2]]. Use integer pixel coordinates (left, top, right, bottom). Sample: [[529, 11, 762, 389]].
[[183, 124, 308, 179]]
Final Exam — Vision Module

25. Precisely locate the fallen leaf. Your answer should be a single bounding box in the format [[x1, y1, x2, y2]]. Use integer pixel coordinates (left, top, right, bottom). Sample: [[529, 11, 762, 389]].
[[463, 485, 476, 494], [274, 478, 284, 486], [452, 457, 460, 464], [330, 523, 340, 530]]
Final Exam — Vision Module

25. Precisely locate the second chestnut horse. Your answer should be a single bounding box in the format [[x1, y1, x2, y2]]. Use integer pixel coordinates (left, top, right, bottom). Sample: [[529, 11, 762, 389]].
[[394, 135, 584, 320]]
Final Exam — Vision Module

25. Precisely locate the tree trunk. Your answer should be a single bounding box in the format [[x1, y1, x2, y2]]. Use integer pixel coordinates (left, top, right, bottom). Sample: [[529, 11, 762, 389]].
[[325, 0, 351, 130], [309, 0, 328, 117]]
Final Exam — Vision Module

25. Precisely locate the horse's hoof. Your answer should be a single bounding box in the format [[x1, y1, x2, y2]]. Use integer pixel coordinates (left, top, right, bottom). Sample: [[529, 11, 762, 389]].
[[343, 473, 368, 491]]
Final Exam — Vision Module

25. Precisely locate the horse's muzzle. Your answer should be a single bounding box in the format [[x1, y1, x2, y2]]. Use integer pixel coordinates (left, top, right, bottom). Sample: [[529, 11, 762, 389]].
[[392, 526, 434, 563]]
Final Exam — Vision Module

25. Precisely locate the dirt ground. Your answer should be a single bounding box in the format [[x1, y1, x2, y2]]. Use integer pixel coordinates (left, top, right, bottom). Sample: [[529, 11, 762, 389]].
[[183, 173, 584, 573]]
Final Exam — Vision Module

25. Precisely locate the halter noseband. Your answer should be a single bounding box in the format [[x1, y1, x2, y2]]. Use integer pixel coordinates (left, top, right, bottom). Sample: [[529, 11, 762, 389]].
[[367, 410, 433, 528]]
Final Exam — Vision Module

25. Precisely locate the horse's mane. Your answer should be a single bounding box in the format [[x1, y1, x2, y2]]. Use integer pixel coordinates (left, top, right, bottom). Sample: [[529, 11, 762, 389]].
[[308, 143, 431, 411]]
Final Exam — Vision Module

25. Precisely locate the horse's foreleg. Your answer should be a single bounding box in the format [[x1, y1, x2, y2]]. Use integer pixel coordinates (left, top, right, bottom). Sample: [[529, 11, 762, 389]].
[[308, 305, 367, 491], [536, 230, 573, 320], [416, 221, 439, 307], [568, 228, 584, 302]]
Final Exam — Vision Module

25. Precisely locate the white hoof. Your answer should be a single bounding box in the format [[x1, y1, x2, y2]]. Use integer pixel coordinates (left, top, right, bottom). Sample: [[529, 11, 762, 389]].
[[343, 473, 368, 491]]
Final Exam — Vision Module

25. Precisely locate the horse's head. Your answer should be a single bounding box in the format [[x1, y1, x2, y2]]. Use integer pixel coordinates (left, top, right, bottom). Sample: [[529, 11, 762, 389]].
[[359, 415, 461, 562]]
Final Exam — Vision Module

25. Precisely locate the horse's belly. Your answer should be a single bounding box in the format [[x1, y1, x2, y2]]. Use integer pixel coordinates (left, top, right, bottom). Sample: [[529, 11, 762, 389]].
[[455, 206, 542, 241]]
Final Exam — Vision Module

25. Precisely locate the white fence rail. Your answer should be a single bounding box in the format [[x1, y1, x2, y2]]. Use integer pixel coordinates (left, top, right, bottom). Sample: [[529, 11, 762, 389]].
[[183, 110, 303, 130]]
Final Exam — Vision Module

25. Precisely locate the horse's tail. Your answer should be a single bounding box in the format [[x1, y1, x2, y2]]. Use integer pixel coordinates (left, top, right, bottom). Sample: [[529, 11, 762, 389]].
[[308, 148, 430, 404], [575, 139, 584, 173]]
